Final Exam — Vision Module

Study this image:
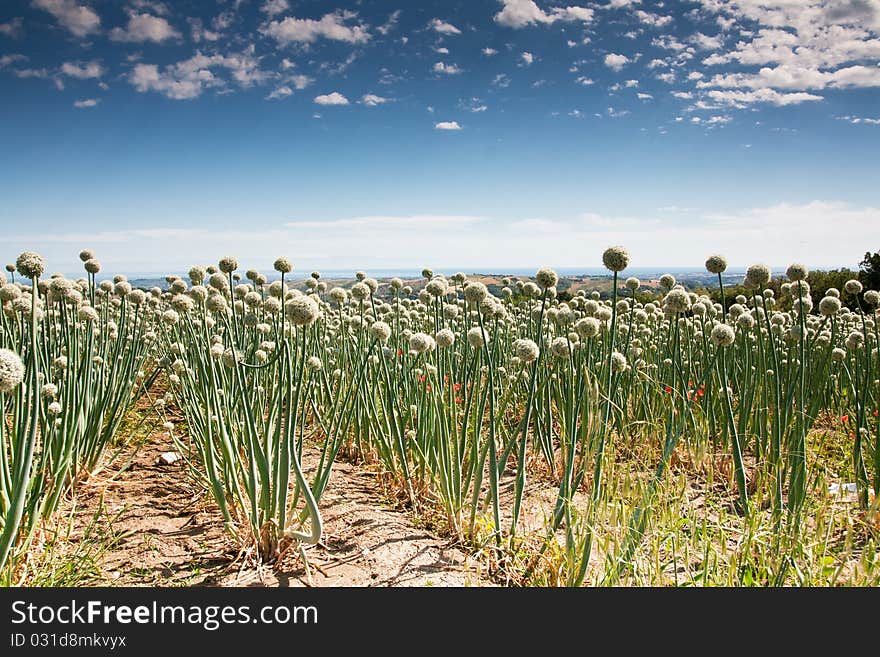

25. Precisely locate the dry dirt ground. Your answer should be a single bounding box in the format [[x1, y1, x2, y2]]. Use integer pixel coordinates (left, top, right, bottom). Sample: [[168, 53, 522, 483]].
[[66, 429, 490, 587]]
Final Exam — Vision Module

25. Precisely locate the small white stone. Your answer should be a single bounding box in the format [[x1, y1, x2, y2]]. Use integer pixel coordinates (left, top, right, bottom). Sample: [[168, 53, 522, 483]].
[[157, 451, 180, 466]]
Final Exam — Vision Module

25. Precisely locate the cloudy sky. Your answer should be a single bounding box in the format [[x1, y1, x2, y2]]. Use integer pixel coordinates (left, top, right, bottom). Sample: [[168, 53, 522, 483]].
[[1, 0, 879, 275]]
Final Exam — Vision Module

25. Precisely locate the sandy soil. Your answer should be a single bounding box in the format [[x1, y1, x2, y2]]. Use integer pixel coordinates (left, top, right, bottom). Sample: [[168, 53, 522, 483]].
[[66, 428, 489, 587]]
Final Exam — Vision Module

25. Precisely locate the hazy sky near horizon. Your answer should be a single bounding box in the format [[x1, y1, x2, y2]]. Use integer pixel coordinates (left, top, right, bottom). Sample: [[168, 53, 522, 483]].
[[1, 0, 879, 275]]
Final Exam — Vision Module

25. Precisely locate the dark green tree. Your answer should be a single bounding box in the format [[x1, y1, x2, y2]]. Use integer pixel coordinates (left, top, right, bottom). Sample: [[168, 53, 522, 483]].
[[859, 250, 880, 290]]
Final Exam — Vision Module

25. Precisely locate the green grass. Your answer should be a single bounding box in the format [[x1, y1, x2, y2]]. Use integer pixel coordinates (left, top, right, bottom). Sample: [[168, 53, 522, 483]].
[[20, 499, 126, 587]]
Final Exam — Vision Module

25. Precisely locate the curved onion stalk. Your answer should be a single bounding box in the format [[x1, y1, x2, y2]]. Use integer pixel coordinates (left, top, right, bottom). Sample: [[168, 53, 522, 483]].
[[1, 256, 154, 582], [0, 276, 40, 578], [510, 289, 547, 542], [571, 268, 621, 587], [161, 266, 323, 561], [788, 280, 809, 518], [721, 351, 749, 515]]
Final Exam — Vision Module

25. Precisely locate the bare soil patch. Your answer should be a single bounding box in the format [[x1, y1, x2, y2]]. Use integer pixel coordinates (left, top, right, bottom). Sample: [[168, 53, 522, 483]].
[[64, 427, 488, 587]]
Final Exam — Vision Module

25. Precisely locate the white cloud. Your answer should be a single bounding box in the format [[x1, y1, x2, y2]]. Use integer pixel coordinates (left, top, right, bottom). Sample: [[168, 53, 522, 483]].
[[286, 215, 482, 230], [520, 51, 534, 65], [482, 47, 498, 56], [11, 202, 876, 272], [434, 121, 462, 130], [657, 205, 698, 212], [492, 73, 511, 87], [837, 114, 880, 125], [188, 18, 220, 43], [633, 10, 673, 27], [576, 75, 594, 85], [31, 0, 100, 37], [691, 0, 880, 108], [494, 0, 594, 28], [604, 53, 630, 71], [61, 60, 103, 78], [129, 63, 202, 100], [314, 91, 349, 105], [553, 6, 595, 22], [12, 66, 51, 79], [265, 86, 292, 100], [319, 52, 359, 75], [287, 74, 312, 89], [701, 64, 880, 92], [110, 13, 180, 43], [695, 200, 880, 264], [637, 92, 653, 100], [653, 35, 691, 52], [360, 93, 389, 106], [496, 2, 546, 28], [0, 17, 24, 38], [433, 61, 462, 75], [689, 32, 723, 50], [459, 97, 488, 113], [496, 202, 880, 268], [128, 0, 169, 15], [605, 0, 642, 8], [699, 2, 880, 67], [73, 98, 98, 108], [261, 0, 288, 17], [0, 54, 27, 68], [212, 11, 233, 32], [430, 18, 461, 35], [262, 11, 370, 45], [128, 48, 269, 100], [377, 10, 401, 36], [706, 88, 824, 106], [827, 64, 880, 88], [497, 201, 880, 267]]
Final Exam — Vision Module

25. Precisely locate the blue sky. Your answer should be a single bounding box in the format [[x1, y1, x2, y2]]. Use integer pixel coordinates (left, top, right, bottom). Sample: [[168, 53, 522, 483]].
[[1, 0, 879, 275]]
